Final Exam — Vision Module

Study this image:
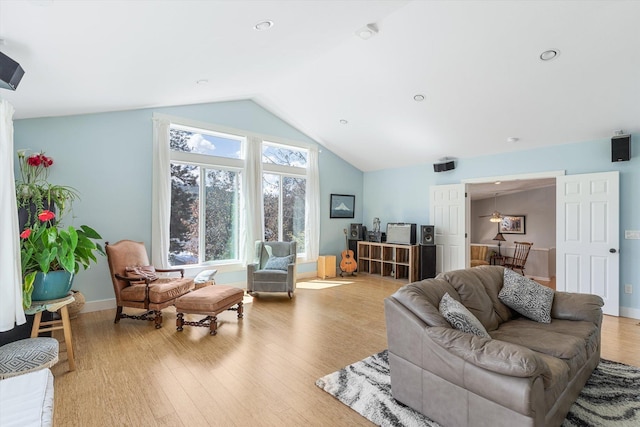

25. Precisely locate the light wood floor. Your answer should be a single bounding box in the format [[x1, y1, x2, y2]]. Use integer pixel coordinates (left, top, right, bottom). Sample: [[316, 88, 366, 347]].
[[49, 275, 640, 426]]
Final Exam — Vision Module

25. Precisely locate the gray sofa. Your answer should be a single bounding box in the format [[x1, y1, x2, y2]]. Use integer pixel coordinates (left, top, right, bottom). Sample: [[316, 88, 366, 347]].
[[384, 266, 604, 427]]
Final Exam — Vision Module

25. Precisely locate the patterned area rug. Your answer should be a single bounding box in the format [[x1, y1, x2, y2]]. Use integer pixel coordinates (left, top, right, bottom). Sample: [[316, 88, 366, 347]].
[[316, 350, 640, 427]]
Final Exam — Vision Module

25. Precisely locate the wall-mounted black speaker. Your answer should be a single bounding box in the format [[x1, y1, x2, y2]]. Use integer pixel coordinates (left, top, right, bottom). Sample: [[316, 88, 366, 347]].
[[433, 161, 455, 172], [349, 223, 365, 241], [0, 51, 25, 91], [611, 135, 631, 162], [419, 245, 437, 280], [420, 225, 435, 245]]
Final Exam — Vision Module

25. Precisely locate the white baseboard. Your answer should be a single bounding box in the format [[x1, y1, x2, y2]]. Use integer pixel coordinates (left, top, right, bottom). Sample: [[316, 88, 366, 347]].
[[620, 306, 640, 320], [82, 298, 116, 313]]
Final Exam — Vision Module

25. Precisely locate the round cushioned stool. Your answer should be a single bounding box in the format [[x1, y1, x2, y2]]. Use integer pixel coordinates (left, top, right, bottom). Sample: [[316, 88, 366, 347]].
[[0, 337, 59, 379]]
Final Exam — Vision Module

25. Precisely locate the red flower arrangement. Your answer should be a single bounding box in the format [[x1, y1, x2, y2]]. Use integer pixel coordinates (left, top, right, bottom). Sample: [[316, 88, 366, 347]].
[[17, 150, 54, 184]]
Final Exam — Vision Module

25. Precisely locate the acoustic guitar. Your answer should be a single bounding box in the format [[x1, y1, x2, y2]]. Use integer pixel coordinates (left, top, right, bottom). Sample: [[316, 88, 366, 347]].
[[340, 228, 357, 276]]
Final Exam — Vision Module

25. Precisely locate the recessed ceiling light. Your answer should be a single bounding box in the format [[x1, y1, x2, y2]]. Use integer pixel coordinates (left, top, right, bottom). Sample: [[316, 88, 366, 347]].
[[506, 137, 519, 143], [413, 94, 425, 102], [356, 23, 378, 40], [540, 49, 559, 61], [196, 79, 209, 85], [339, 119, 348, 125], [254, 20, 274, 31]]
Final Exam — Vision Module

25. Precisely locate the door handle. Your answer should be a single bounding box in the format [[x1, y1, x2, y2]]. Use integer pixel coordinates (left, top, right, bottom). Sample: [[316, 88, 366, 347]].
[[609, 248, 617, 253]]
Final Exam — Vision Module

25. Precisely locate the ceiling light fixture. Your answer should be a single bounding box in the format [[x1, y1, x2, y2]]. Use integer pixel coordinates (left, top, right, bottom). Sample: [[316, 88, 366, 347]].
[[540, 49, 559, 61], [196, 79, 209, 85], [339, 119, 348, 125], [254, 20, 274, 31], [413, 94, 425, 102], [506, 137, 519, 143], [356, 23, 378, 40]]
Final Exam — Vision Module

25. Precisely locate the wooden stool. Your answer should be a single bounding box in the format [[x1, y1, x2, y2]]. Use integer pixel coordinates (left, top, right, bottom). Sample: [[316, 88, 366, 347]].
[[28, 294, 76, 371], [175, 285, 244, 335]]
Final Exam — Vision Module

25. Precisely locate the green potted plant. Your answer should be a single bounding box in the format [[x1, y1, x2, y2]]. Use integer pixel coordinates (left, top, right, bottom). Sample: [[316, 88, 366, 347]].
[[20, 210, 105, 308], [16, 150, 104, 308]]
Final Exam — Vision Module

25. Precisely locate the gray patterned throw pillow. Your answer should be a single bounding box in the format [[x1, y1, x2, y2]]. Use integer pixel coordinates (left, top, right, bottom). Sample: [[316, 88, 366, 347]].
[[499, 268, 554, 323], [264, 254, 294, 271], [439, 292, 490, 338]]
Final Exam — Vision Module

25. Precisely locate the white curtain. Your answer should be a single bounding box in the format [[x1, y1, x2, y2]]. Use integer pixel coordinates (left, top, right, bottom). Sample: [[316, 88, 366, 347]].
[[305, 146, 320, 260], [151, 118, 171, 268], [241, 136, 264, 264], [0, 99, 26, 331]]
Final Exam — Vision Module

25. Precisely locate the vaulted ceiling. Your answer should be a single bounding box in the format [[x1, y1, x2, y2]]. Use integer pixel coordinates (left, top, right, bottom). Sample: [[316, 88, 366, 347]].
[[1, 1, 638, 172]]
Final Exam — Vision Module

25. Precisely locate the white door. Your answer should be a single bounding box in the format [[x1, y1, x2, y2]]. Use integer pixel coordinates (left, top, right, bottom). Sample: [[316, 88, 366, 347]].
[[556, 171, 619, 316], [430, 184, 468, 274]]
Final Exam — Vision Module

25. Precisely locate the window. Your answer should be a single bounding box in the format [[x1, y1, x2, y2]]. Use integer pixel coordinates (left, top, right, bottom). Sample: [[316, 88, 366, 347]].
[[262, 142, 308, 254], [168, 126, 243, 266], [158, 120, 317, 268]]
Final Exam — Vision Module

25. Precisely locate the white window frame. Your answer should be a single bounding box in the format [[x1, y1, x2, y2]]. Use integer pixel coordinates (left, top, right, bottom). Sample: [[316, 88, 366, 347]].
[[153, 113, 319, 271]]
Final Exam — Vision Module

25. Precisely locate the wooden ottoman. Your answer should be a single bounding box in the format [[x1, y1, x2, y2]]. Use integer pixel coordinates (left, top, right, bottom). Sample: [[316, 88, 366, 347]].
[[175, 285, 244, 335]]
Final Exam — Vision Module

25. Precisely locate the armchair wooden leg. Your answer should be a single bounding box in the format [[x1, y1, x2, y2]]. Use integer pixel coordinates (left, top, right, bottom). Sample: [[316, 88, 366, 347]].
[[114, 306, 123, 323], [154, 311, 163, 329], [176, 313, 184, 331]]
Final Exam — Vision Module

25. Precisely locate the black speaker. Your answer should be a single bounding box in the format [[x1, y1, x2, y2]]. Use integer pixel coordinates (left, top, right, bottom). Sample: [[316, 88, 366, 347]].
[[433, 161, 455, 172], [0, 51, 25, 91], [348, 239, 358, 262], [612, 135, 631, 162], [349, 223, 365, 241], [419, 245, 436, 280], [420, 225, 435, 245]]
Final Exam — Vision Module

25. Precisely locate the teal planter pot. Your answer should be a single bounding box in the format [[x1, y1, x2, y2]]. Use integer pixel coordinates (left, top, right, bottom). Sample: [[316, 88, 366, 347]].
[[32, 271, 75, 301]]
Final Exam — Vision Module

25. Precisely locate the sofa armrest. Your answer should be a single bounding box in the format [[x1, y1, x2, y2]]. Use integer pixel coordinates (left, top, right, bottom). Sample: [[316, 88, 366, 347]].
[[551, 291, 604, 325], [426, 327, 550, 381]]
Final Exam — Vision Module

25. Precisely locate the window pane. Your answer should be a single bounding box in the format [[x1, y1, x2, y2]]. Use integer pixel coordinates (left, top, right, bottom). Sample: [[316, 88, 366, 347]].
[[262, 143, 307, 167], [283, 176, 306, 253], [204, 169, 240, 261], [263, 173, 280, 242], [169, 162, 199, 266], [170, 126, 241, 159]]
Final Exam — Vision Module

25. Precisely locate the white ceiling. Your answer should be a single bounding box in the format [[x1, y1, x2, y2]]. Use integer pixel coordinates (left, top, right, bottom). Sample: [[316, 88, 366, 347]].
[[1, 0, 639, 172]]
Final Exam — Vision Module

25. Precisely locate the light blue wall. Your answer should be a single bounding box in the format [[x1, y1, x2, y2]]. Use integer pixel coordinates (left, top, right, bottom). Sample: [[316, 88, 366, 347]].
[[364, 135, 640, 315], [14, 100, 363, 302]]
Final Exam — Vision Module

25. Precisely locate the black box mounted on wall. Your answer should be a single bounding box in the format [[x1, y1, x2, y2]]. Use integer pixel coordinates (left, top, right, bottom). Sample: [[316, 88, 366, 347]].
[[433, 160, 455, 172], [0, 51, 25, 91], [611, 134, 631, 162]]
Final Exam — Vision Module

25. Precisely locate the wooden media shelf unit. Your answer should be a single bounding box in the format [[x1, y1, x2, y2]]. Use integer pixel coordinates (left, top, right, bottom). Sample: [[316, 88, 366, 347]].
[[357, 241, 420, 283]]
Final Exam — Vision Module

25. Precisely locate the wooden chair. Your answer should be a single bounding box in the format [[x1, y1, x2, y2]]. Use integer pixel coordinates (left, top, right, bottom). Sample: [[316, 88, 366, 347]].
[[105, 240, 194, 328], [503, 242, 533, 275]]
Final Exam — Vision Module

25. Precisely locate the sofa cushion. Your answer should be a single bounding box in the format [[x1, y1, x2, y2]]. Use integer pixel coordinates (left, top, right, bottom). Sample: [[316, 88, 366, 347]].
[[499, 269, 554, 323], [490, 319, 586, 360], [438, 266, 512, 331], [439, 292, 490, 338]]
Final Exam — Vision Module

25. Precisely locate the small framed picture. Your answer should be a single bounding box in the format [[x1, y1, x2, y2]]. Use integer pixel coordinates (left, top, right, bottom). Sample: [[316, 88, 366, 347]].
[[499, 215, 526, 234], [330, 194, 355, 218]]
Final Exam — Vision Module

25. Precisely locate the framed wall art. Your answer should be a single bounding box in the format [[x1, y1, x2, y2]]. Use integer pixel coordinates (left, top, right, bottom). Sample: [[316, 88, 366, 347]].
[[499, 215, 526, 234], [330, 194, 355, 218]]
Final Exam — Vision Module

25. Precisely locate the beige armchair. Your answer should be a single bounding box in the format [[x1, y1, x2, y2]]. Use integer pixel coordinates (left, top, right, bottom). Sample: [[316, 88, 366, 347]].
[[247, 241, 297, 298], [470, 245, 489, 267], [105, 240, 194, 328]]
